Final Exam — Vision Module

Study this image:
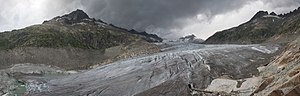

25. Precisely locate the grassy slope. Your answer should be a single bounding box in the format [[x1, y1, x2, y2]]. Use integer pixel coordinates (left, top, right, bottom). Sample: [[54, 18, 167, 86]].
[[0, 23, 142, 50]]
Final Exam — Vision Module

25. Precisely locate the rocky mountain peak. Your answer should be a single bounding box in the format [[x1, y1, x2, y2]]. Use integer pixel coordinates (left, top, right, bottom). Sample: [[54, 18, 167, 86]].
[[250, 11, 269, 20], [270, 12, 277, 16], [41, 9, 163, 42], [43, 9, 92, 25], [179, 34, 196, 41], [177, 34, 204, 43], [278, 7, 300, 17], [63, 9, 90, 21]]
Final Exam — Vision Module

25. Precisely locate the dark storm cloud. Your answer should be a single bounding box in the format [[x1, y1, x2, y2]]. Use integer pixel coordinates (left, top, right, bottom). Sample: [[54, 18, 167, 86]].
[[80, 0, 254, 32], [1, 0, 300, 39], [261, 0, 300, 14], [0, 0, 84, 31], [263, 0, 300, 8]]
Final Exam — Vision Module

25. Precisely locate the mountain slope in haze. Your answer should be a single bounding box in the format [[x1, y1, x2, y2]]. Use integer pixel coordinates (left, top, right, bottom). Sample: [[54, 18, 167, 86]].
[[0, 9, 162, 70], [204, 7, 300, 44]]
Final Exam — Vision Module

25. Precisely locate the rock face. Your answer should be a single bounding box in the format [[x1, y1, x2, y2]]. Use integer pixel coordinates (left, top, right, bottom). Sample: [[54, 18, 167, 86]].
[[0, 72, 17, 96], [204, 14, 280, 44], [250, 11, 269, 21], [47, 9, 90, 24], [251, 36, 300, 96]]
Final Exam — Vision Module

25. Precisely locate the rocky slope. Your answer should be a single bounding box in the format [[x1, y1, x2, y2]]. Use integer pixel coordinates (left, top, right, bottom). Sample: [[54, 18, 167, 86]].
[[251, 36, 300, 96], [204, 7, 300, 44], [0, 9, 162, 70]]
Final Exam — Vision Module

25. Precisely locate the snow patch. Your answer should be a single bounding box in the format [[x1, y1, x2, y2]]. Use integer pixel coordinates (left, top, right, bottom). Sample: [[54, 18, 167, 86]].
[[205, 79, 237, 93], [250, 59, 255, 62], [251, 46, 276, 54], [257, 66, 265, 72], [96, 21, 107, 27], [205, 77, 261, 95], [26, 80, 48, 92], [66, 71, 78, 74], [233, 77, 262, 95], [204, 64, 211, 71], [83, 18, 92, 21], [263, 15, 281, 19]]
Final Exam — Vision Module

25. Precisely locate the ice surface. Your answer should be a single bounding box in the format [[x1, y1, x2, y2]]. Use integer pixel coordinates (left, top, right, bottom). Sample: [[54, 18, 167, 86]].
[[29, 43, 280, 95]]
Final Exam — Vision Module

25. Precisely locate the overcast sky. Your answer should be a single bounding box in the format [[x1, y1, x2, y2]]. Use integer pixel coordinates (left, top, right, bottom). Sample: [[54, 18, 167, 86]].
[[0, 0, 300, 40]]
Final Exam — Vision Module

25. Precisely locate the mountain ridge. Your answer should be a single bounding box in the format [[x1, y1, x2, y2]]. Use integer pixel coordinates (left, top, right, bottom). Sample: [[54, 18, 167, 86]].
[[204, 7, 300, 44], [43, 9, 163, 42], [0, 9, 162, 70]]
